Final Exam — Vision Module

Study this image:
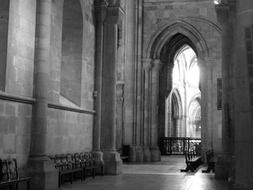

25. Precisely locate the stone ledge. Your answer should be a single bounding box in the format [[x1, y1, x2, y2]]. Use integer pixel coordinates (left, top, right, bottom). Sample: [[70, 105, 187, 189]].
[[0, 92, 35, 105], [48, 103, 96, 115]]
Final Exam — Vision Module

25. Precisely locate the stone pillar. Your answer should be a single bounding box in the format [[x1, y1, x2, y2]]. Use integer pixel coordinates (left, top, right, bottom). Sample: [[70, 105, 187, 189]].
[[183, 72, 188, 137], [130, 0, 144, 163], [93, 0, 107, 171], [142, 58, 152, 162], [101, 5, 123, 174], [177, 118, 182, 137], [232, 1, 253, 189], [28, 1, 58, 189], [216, 0, 234, 154], [215, 1, 234, 180], [150, 59, 162, 161]]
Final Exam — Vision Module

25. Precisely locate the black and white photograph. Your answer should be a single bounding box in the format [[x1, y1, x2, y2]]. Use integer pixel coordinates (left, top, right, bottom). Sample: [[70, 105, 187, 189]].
[[0, 0, 251, 189]]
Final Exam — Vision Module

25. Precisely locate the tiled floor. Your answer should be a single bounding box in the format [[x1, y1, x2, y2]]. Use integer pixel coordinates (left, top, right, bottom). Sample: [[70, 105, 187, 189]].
[[61, 156, 228, 190]]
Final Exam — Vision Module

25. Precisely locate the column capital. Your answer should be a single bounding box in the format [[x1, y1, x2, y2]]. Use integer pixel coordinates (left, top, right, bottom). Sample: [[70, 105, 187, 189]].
[[105, 6, 124, 24], [142, 58, 152, 71], [151, 59, 163, 72], [95, 1, 108, 23]]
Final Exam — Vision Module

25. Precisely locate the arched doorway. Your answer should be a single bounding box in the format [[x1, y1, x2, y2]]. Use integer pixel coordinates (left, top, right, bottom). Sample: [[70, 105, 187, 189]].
[[145, 22, 209, 155], [166, 45, 201, 138], [144, 19, 222, 156]]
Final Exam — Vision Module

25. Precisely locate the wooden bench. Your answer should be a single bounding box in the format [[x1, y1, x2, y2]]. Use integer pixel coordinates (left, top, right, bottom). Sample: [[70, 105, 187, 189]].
[[49, 152, 104, 187], [202, 150, 215, 173], [82, 152, 96, 180], [90, 152, 104, 176], [0, 158, 31, 190], [49, 154, 83, 187], [75, 152, 104, 177], [181, 150, 202, 172]]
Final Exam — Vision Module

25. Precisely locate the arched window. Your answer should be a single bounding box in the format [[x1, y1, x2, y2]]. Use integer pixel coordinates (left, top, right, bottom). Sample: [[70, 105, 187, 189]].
[[61, 0, 83, 106]]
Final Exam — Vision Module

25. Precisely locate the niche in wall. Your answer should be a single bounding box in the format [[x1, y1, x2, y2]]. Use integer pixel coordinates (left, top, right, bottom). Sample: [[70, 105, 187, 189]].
[[0, 0, 9, 91], [61, 0, 83, 106]]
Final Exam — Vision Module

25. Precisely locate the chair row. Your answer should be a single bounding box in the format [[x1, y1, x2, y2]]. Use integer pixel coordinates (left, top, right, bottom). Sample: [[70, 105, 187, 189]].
[[0, 158, 31, 190], [48, 152, 104, 187]]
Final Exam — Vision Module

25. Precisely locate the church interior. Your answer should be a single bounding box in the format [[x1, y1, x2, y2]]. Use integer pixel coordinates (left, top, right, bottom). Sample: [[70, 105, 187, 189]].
[[0, 0, 253, 189]]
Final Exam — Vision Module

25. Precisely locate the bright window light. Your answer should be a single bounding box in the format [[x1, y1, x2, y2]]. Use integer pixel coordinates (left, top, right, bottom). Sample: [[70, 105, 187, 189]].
[[186, 64, 199, 87], [172, 45, 200, 88], [214, 0, 221, 5]]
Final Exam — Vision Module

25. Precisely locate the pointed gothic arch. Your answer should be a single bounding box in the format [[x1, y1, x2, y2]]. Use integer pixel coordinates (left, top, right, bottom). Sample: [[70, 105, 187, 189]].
[[143, 19, 211, 144], [145, 19, 209, 60]]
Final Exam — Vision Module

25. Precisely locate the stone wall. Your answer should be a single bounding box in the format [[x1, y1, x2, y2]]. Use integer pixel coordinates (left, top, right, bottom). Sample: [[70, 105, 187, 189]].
[[47, 108, 93, 154], [0, 100, 32, 168], [47, 0, 95, 154], [6, 0, 36, 97], [0, 0, 36, 169], [0, 0, 95, 169]]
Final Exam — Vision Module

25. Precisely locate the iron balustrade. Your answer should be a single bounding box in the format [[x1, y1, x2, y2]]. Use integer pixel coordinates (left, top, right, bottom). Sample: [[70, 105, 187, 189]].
[[159, 137, 201, 155]]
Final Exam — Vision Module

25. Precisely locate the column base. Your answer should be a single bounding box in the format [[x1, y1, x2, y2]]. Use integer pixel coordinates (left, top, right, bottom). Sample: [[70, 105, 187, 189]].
[[128, 146, 137, 162], [103, 151, 122, 175], [215, 153, 231, 180], [228, 156, 253, 190], [135, 146, 144, 162], [27, 156, 58, 190], [93, 151, 104, 174], [143, 146, 151, 162], [150, 146, 161, 162]]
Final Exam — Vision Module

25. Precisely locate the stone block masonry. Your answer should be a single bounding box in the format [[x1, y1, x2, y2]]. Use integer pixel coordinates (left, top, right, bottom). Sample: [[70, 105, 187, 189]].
[[46, 108, 93, 154], [0, 99, 32, 168]]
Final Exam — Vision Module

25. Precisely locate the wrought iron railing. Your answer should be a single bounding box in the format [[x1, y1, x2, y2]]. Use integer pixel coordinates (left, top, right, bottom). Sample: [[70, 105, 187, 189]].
[[159, 137, 201, 155]]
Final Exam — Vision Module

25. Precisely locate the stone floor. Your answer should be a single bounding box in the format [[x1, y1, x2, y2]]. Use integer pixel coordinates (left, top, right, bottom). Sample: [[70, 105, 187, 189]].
[[61, 156, 228, 190]]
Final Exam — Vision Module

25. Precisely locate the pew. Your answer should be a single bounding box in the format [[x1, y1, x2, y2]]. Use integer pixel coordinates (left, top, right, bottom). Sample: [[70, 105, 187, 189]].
[[181, 150, 202, 172], [0, 158, 31, 190], [49, 152, 104, 187], [49, 154, 83, 187]]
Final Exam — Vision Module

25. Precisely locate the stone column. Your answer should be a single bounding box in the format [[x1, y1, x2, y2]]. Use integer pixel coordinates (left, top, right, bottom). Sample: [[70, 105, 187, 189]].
[[232, 1, 253, 189], [101, 5, 123, 174], [131, 0, 144, 163], [215, 1, 234, 180], [93, 0, 107, 171], [150, 59, 162, 161], [216, 0, 233, 155], [28, 0, 58, 189], [177, 118, 182, 137], [142, 58, 152, 162]]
